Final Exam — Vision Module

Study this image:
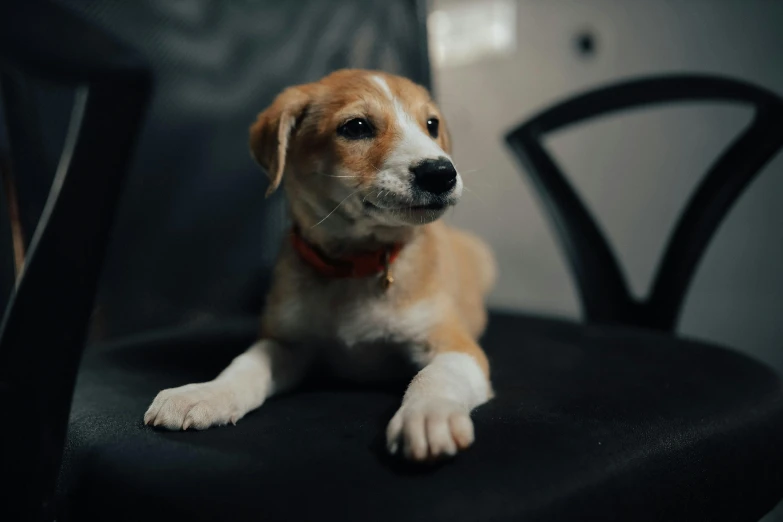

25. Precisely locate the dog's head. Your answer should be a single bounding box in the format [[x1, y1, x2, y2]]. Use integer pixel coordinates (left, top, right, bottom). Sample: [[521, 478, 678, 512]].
[[250, 70, 460, 230]]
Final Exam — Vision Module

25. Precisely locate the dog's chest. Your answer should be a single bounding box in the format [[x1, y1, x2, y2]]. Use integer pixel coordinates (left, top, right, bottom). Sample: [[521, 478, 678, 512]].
[[275, 280, 438, 380]]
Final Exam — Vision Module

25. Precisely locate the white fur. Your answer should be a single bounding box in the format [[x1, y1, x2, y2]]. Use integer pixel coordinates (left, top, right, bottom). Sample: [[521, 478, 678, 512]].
[[386, 96, 449, 169], [269, 262, 443, 382], [371, 75, 393, 99], [144, 339, 309, 430], [336, 298, 439, 347], [386, 352, 490, 459], [370, 75, 463, 204]]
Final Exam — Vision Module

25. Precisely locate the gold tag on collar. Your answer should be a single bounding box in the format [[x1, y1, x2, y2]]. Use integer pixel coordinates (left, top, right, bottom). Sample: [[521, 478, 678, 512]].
[[381, 250, 394, 290]]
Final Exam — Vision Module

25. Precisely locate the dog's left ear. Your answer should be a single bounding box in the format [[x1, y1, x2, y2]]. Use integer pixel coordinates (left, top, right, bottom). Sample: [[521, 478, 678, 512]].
[[249, 85, 312, 197]]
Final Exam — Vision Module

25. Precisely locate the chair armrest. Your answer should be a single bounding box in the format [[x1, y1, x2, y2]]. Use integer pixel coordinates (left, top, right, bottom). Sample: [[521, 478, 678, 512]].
[[0, 1, 152, 520]]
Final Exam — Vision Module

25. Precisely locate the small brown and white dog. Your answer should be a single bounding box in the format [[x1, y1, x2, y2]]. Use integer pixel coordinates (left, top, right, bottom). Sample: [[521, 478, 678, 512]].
[[144, 69, 496, 461]]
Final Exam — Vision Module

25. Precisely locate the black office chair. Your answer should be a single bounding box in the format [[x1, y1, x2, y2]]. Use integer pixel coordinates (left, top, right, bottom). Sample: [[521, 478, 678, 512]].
[[2, 1, 783, 521]]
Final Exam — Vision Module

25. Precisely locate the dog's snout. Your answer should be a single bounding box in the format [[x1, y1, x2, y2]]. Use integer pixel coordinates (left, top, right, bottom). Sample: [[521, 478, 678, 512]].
[[410, 158, 457, 195]]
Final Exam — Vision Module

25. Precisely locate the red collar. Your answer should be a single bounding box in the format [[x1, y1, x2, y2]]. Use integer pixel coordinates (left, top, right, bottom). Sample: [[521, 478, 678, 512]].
[[290, 227, 403, 285]]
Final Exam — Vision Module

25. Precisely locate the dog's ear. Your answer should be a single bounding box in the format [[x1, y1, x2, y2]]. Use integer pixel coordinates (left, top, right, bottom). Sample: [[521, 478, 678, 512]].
[[249, 85, 312, 197]]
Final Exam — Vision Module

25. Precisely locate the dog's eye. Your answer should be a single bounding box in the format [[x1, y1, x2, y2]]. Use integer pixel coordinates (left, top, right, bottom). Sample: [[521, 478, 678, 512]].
[[426, 118, 439, 138], [338, 118, 374, 140]]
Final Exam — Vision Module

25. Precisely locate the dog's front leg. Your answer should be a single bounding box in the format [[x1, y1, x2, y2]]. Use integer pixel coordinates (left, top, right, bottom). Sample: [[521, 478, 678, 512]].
[[144, 339, 309, 430], [386, 321, 492, 461]]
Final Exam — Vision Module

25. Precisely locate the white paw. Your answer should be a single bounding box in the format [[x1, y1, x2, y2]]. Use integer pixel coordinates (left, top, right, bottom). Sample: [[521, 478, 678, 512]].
[[386, 397, 475, 461], [144, 382, 242, 430]]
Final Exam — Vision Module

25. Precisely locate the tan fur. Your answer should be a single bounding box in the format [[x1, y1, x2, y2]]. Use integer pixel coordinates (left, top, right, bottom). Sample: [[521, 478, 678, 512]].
[[250, 85, 313, 196], [146, 69, 496, 461]]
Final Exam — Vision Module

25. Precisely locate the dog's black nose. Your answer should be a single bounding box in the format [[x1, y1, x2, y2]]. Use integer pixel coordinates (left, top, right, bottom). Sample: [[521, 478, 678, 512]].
[[410, 158, 457, 195]]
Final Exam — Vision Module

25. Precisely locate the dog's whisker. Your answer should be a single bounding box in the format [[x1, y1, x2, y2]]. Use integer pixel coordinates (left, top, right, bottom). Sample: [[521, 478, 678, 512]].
[[463, 178, 496, 190], [311, 189, 360, 229], [462, 185, 506, 224], [462, 185, 488, 206]]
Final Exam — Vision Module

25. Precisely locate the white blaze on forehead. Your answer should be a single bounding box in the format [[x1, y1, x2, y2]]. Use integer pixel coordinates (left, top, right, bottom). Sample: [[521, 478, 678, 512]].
[[371, 75, 394, 99], [370, 75, 449, 169]]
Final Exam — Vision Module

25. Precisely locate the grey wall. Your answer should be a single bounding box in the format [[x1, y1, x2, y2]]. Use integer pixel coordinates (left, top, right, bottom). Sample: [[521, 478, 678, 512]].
[[431, 0, 783, 373]]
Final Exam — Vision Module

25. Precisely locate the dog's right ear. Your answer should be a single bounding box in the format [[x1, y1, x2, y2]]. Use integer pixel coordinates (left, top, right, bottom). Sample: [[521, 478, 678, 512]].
[[249, 85, 312, 197]]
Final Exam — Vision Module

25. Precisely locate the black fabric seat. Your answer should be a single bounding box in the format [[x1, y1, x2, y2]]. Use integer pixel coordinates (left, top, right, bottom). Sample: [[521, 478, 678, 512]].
[[59, 312, 783, 522]]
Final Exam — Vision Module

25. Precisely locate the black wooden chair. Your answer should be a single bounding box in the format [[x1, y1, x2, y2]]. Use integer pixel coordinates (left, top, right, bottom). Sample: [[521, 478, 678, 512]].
[[505, 75, 783, 333], [2, 1, 783, 521]]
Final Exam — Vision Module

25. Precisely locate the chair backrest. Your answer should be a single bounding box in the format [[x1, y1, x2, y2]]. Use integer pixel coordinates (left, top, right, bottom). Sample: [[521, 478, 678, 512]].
[[505, 75, 783, 332], [58, 0, 432, 340]]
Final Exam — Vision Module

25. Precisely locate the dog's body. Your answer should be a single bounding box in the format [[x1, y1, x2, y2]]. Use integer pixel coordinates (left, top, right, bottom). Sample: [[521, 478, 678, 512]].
[[145, 70, 496, 461]]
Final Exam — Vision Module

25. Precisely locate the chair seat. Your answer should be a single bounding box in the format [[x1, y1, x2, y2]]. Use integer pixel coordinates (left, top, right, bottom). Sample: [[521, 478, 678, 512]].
[[58, 312, 783, 521]]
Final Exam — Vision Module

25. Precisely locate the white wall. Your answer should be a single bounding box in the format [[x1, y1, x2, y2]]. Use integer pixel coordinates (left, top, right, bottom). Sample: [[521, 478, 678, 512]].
[[431, 0, 783, 372]]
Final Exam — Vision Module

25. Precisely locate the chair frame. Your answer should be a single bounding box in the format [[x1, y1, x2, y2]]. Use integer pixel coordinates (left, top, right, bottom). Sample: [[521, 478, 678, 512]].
[[506, 75, 783, 331], [0, 1, 151, 519]]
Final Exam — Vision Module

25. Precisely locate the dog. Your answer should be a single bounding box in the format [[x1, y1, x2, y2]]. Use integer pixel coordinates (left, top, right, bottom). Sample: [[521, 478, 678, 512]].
[[144, 69, 496, 461]]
